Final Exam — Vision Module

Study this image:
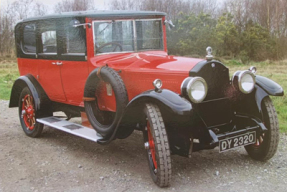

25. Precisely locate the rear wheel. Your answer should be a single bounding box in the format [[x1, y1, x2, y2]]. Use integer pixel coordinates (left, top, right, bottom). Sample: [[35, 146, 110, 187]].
[[143, 103, 171, 187], [19, 87, 43, 137], [245, 97, 279, 161]]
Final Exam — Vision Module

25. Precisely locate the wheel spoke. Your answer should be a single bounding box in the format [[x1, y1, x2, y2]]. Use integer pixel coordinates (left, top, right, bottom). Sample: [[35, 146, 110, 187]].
[[28, 96, 32, 105], [259, 136, 263, 144], [146, 121, 158, 170], [32, 117, 36, 125]]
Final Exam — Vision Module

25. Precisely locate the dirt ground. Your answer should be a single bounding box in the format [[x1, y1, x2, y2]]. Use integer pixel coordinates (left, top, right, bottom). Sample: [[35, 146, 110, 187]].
[[0, 100, 287, 192]]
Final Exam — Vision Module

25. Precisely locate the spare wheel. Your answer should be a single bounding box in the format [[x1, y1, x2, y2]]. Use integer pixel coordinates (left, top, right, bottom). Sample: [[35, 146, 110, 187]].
[[84, 66, 128, 138]]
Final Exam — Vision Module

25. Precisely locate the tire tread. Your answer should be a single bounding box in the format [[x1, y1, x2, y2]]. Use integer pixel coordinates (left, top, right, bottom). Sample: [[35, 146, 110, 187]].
[[145, 103, 171, 187], [245, 97, 279, 161]]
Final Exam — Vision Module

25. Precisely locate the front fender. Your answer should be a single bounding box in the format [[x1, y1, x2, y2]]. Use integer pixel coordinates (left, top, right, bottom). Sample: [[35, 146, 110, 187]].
[[126, 89, 192, 116], [99, 89, 192, 144], [254, 76, 284, 115], [256, 75, 284, 96]]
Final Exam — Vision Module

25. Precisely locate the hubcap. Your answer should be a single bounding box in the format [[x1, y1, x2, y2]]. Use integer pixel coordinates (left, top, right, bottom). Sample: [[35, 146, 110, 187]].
[[255, 133, 265, 146], [144, 142, 149, 149]]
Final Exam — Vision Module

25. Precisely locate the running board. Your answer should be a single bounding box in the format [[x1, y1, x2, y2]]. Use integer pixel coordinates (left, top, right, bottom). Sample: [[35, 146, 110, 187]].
[[37, 117, 103, 142]]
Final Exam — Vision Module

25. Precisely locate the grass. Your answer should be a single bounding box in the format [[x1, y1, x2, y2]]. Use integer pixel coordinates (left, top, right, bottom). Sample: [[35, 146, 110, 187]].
[[0, 58, 19, 100], [0, 58, 286, 133]]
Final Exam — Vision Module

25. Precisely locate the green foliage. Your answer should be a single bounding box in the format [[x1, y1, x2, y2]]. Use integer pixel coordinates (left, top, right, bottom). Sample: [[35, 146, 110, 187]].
[[168, 13, 217, 56], [240, 21, 276, 61], [168, 12, 283, 61], [215, 13, 240, 58]]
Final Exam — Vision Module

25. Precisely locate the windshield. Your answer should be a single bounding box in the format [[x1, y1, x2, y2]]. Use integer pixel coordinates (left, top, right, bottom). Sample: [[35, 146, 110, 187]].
[[93, 19, 163, 55]]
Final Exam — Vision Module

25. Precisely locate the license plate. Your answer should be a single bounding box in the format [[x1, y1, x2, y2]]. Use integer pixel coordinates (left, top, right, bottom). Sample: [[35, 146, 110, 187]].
[[219, 131, 256, 152]]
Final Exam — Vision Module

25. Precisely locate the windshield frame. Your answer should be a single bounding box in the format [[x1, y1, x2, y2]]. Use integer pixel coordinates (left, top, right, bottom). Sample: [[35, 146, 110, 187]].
[[92, 18, 164, 55]]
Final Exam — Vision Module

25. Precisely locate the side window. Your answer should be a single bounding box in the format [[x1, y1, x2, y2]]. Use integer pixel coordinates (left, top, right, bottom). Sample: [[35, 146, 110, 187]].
[[41, 31, 57, 53], [136, 20, 163, 51], [22, 24, 36, 54], [39, 22, 57, 54], [62, 26, 86, 55]]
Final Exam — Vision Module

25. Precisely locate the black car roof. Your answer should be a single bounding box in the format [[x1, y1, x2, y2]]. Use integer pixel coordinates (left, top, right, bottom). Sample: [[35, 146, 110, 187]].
[[20, 10, 166, 23]]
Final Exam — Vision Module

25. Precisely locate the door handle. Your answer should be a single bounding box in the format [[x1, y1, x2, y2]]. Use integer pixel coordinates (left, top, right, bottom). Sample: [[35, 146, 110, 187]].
[[52, 62, 63, 65]]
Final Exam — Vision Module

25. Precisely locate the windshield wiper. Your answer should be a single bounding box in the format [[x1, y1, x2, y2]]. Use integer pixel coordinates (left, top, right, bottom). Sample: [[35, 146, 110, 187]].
[[98, 20, 114, 35]]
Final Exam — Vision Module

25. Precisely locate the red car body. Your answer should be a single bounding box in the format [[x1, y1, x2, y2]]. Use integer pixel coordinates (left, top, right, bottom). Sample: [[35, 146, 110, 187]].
[[17, 18, 202, 111]]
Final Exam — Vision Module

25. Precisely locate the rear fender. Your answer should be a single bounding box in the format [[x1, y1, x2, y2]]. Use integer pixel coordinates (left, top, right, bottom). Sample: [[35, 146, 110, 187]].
[[9, 75, 50, 113]]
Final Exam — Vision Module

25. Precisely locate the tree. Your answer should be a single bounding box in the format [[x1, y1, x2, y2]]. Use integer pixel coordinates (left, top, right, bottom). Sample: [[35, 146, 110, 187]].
[[215, 13, 240, 57], [241, 20, 275, 61], [54, 0, 95, 13], [110, 0, 139, 10], [0, 0, 46, 56], [34, 2, 47, 17], [172, 13, 217, 56], [10, 0, 34, 20]]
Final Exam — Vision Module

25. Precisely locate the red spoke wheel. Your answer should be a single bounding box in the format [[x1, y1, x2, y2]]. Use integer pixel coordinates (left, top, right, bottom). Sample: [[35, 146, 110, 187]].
[[143, 103, 171, 187], [19, 87, 43, 137], [245, 97, 279, 161], [22, 94, 36, 130]]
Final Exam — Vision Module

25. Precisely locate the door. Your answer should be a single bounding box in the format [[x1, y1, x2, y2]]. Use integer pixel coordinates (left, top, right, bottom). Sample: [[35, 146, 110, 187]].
[[37, 20, 66, 102], [57, 18, 89, 106]]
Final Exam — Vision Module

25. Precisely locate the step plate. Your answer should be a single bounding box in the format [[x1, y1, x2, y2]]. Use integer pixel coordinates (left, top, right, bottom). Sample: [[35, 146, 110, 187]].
[[37, 117, 103, 142]]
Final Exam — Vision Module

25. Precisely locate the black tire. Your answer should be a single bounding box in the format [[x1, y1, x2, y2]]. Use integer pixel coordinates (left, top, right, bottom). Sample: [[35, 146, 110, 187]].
[[84, 67, 128, 138], [245, 97, 279, 161], [143, 103, 171, 187], [18, 87, 43, 137]]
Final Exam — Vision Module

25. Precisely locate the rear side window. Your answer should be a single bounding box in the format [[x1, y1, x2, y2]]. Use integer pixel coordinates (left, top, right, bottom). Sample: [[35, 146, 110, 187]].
[[39, 22, 57, 54], [62, 26, 86, 55], [22, 24, 36, 54]]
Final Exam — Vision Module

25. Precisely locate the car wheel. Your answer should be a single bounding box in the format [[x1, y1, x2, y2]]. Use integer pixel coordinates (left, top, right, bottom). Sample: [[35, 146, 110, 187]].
[[19, 87, 43, 137], [245, 97, 279, 161], [143, 103, 171, 187]]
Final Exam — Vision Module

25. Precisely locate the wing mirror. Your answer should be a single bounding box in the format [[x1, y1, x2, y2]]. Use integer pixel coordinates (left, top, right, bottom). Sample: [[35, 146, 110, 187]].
[[164, 20, 175, 30], [70, 19, 91, 28]]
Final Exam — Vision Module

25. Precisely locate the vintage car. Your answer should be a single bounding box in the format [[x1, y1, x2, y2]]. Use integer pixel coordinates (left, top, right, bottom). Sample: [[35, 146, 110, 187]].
[[10, 10, 284, 187]]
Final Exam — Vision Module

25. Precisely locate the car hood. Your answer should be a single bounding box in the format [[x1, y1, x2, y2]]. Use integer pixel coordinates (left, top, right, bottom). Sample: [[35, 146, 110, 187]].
[[91, 51, 204, 75]]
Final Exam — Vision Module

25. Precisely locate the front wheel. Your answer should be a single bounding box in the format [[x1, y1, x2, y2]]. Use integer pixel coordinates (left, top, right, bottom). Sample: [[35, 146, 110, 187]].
[[245, 97, 279, 161], [19, 87, 43, 137], [143, 103, 171, 187]]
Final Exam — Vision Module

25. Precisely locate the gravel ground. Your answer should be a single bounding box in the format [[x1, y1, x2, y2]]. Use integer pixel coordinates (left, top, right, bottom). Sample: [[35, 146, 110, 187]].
[[0, 100, 287, 192]]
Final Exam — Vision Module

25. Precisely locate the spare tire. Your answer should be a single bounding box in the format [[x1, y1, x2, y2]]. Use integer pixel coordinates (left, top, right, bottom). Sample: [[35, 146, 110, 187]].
[[84, 66, 128, 138]]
